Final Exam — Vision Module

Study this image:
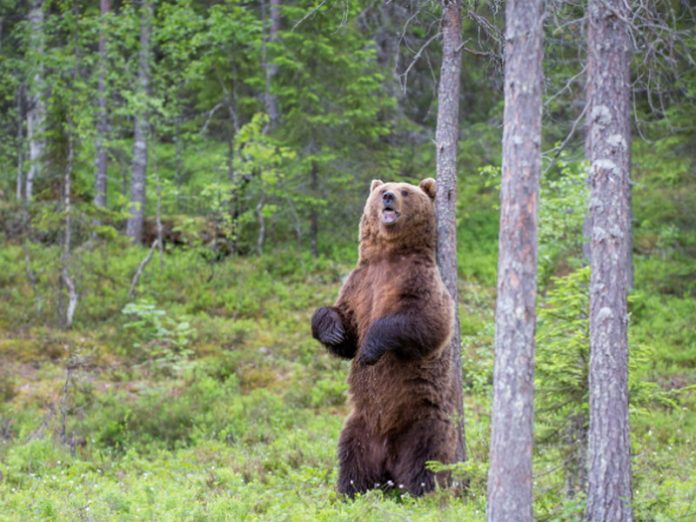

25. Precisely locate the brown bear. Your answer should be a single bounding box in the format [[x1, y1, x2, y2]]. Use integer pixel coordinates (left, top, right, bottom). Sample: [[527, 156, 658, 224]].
[[311, 178, 456, 497]]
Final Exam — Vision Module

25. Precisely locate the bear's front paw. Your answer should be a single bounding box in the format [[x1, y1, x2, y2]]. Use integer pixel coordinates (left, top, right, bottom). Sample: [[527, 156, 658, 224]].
[[311, 307, 346, 346], [356, 349, 382, 366], [356, 340, 386, 366]]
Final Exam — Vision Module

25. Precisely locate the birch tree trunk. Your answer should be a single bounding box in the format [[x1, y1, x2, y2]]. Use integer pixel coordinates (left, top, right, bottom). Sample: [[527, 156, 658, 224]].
[[61, 17, 81, 330], [126, 0, 153, 243], [434, 0, 467, 465], [585, 0, 633, 519], [486, 0, 544, 520], [61, 125, 78, 329], [94, 0, 111, 211], [25, 0, 45, 203]]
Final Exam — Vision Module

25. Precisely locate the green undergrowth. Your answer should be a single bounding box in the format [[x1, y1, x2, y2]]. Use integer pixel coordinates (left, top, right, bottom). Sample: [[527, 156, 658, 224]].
[[0, 234, 694, 520]]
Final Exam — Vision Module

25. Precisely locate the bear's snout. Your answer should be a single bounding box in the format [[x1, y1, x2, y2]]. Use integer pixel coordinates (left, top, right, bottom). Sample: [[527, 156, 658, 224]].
[[382, 191, 395, 205]]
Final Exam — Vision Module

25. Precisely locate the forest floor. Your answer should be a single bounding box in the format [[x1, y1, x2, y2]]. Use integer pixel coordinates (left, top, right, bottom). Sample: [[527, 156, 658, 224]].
[[0, 242, 694, 521]]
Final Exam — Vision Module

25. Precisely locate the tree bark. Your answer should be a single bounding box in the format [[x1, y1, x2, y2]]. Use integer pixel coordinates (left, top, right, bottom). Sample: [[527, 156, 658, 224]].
[[126, 0, 153, 243], [174, 116, 183, 210], [25, 0, 45, 203], [224, 86, 240, 254], [256, 195, 266, 256], [486, 0, 544, 520], [309, 160, 319, 258], [152, 147, 164, 267], [563, 411, 588, 499], [585, 0, 633, 520], [16, 83, 24, 201], [434, 0, 466, 466], [263, 0, 280, 130], [94, 0, 111, 211], [61, 125, 78, 329]]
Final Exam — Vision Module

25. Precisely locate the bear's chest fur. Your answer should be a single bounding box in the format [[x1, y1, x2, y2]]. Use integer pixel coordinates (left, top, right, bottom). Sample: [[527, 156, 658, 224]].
[[350, 255, 438, 342], [345, 255, 453, 434]]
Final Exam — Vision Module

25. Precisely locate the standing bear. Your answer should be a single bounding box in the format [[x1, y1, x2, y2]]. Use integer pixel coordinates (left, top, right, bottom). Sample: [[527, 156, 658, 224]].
[[311, 178, 456, 497]]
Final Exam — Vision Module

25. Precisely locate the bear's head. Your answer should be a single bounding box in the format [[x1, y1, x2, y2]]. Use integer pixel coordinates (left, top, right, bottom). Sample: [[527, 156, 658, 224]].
[[358, 178, 437, 260]]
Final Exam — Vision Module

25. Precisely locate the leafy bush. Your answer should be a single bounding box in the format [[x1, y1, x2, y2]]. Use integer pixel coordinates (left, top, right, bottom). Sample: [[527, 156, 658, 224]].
[[122, 299, 195, 374]]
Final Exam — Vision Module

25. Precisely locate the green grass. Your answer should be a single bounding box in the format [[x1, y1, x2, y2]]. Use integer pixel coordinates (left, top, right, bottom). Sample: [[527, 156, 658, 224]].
[[0, 238, 694, 521]]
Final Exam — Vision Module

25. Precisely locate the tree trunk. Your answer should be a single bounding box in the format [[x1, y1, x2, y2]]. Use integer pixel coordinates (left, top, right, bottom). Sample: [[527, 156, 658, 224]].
[[61, 19, 81, 331], [563, 411, 588, 499], [174, 116, 183, 210], [486, 0, 544, 520], [373, 1, 406, 112], [61, 124, 78, 329], [94, 0, 111, 211], [263, 0, 280, 130], [224, 87, 240, 254], [585, 0, 633, 520], [309, 160, 319, 258], [126, 0, 153, 243], [25, 0, 45, 203], [156, 183, 164, 266], [434, 0, 466, 466], [16, 83, 24, 201], [256, 195, 266, 256]]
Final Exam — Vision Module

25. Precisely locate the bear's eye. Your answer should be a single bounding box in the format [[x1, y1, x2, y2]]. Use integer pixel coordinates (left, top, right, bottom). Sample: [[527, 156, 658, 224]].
[[401, 190, 410, 197], [380, 189, 386, 195]]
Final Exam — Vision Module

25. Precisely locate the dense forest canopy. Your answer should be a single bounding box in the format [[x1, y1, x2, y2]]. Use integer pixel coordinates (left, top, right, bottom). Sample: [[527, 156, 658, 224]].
[[0, 0, 694, 520], [0, 1, 693, 257]]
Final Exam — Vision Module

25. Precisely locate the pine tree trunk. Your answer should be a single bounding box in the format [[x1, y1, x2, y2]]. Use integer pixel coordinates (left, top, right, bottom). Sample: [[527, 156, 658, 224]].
[[486, 0, 544, 520], [94, 0, 111, 210], [585, 0, 633, 519], [25, 0, 45, 203], [434, 0, 466, 466], [126, 0, 153, 243]]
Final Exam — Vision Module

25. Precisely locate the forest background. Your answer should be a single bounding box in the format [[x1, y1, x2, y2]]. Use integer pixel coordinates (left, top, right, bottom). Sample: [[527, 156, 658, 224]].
[[0, 0, 694, 520]]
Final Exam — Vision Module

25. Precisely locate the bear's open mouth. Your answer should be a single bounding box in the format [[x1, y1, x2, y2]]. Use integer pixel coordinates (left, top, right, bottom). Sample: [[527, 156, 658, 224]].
[[381, 206, 400, 225]]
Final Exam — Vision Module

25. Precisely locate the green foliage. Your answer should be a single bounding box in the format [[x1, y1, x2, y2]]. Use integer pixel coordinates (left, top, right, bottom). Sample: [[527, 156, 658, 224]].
[[0, 0, 694, 519], [460, 153, 589, 287], [538, 156, 588, 281], [536, 267, 590, 449], [122, 299, 195, 374], [0, 241, 694, 520]]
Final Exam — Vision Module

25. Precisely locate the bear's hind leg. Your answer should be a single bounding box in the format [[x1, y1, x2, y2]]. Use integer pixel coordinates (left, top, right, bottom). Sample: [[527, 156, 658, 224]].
[[337, 415, 387, 497], [388, 417, 455, 496]]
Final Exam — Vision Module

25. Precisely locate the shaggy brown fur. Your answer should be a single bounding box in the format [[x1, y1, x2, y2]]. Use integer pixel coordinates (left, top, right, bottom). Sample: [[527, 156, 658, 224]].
[[311, 178, 456, 497]]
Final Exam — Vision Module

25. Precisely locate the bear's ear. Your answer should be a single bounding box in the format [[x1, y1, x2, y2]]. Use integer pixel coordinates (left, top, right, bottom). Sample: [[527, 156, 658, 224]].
[[419, 178, 437, 200], [370, 179, 384, 192]]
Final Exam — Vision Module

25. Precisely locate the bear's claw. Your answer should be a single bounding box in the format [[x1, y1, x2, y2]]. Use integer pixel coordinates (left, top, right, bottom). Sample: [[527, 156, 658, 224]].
[[311, 307, 346, 346]]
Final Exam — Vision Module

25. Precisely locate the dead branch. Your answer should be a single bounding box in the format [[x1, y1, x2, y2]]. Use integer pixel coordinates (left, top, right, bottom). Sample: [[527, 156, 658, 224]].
[[22, 234, 42, 312], [291, 0, 328, 30], [128, 239, 158, 299], [542, 101, 589, 175], [200, 102, 223, 135], [545, 63, 587, 107], [399, 31, 441, 93]]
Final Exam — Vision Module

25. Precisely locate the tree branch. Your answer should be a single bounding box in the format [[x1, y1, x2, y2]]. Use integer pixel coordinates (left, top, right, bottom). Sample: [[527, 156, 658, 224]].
[[128, 239, 158, 299], [399, 31, 441, 93]]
